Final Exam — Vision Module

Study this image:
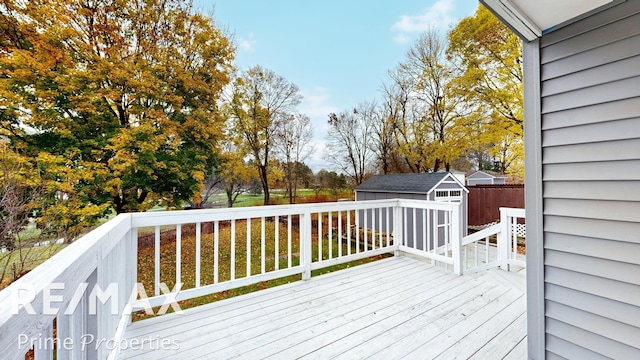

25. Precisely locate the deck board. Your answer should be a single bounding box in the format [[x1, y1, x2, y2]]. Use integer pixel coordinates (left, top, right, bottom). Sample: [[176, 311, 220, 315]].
[[119, 256, 526, 360]]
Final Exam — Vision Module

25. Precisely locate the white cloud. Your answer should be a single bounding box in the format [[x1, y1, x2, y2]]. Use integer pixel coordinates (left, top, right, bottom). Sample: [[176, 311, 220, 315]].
[[306, 140, 334, 173], [299, 87, 339, 121], [391, 0, 456, 43], [237, 32, 256, 51], [393, 34, 412, 44]]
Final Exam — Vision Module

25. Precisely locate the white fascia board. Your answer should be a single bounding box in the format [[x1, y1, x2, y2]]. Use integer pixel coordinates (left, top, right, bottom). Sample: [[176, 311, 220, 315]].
[[482, 0, 541, 41]]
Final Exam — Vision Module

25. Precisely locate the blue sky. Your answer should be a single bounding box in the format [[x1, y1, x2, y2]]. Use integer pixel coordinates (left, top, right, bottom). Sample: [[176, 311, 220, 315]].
[[194, 0, 479, 171]]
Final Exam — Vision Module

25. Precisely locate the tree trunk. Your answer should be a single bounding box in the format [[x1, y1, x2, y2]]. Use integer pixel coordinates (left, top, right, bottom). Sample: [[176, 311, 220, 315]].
[[226, 188, 233, 208], [114, 194, 126, 214], [259, 164, 270, 205], [433, 158, 441, 173], [292, 172, 298, 203]]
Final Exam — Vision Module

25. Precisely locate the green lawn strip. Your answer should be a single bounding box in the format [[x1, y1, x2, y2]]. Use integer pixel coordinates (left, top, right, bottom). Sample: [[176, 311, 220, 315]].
[[0, 244, 67, 289]]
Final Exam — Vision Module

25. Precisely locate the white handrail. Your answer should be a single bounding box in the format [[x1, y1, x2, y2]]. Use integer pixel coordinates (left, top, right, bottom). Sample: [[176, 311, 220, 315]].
[[461, 208, 526, 274], [0, 214, 134, 360], [0, 198, 467, 359]]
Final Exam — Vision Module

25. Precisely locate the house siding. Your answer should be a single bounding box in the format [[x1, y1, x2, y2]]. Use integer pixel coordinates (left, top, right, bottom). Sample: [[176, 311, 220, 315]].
[[537, 1, 640, 358]]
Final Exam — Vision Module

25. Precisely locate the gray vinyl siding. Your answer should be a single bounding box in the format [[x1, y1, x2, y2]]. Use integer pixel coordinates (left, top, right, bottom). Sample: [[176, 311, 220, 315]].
[[538, 1, 640, 357]]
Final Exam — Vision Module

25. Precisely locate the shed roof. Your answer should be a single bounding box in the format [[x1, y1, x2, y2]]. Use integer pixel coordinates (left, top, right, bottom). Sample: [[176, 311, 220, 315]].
[[356, 172, 454, 194], [468, 170, 507, 179]]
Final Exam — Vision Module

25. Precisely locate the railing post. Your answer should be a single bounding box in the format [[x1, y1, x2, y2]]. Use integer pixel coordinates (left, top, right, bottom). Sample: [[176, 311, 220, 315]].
[[302, 212, 312, 280], [498, 208, 509, 270], [451, 206, 462, 275], [393, 202, 403, 256]]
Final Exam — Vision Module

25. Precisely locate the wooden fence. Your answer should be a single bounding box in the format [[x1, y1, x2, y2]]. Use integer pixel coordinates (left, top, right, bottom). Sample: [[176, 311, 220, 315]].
[[468, 184, 524, 226]]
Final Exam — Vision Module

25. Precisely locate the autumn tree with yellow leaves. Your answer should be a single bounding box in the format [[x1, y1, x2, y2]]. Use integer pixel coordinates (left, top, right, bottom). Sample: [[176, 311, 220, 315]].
[[229, 66, 302, 205], [363, 5, 523, 178], [0, 0, 234, 238], [447, 4, 524, 177]]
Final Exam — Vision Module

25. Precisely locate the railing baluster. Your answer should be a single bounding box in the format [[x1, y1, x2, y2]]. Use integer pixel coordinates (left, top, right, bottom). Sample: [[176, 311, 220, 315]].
[[155, 225, 160, 296], [261, 217, 266, 274], [347, 210, 352, 255], [474, 240, 478, 267], [338, 210, 342, 257], [318, 212, 322, 262], [512, 216, 517, 260], [176, 224, 181, 287], [287, 215, 292, 268], [403, 207, 407, 248], [451, 207, 462, 275], [275, 216, 279, 270], [412, 208, 417, 250], [57, 313, 71, 359], [196, 222, 201, 287], [445, 211, 449, 256], [214, 221, 219, 283], [371, 208, 375, 250], [328, 211, 333, 259], [386, 207, 390, 247], [231, 219, 236, 281], [364, 208, 368, 251], [426, 209, 431, 252], [432, 210, 437, 254], [422, 208, 427, 252], [34, 322, 53, 360], [356, 210, 360, 253], [247, 218, 251, 277], [379, 207, 383, 248], [301, 211, 312, 280], [485, 236, 490, 264]]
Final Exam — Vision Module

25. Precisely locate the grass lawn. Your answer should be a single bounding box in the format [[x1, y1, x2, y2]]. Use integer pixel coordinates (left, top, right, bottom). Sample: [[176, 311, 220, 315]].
[[0, 244, 67, 289], [204, 189, 355, 208], [134, 214, 390, 320]]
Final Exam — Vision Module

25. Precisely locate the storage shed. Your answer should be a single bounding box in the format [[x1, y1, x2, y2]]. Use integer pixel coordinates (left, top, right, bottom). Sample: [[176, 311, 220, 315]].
[[482, 1, 640, 358], [355, 172, 469, 247]]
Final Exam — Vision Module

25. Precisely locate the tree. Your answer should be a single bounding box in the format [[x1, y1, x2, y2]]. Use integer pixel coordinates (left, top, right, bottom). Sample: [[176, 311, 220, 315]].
[[378, 30, 469, 175], [0, 0, 235, 221], [326, 103, 376, 186], [294, 162, 314, 189], [218, 142, 258, 208], [275, 113, 313, 203], [0, 143, 47, 284], [448, 4, 524, 176], [0, 144, 40, 250], [313, 169, 346, 199], [366, 100, 396, 174], [400, 30, 466, 172], [229, 65, 302, 205], [35, 152, 111, 242], [378, 68, 414, 174]]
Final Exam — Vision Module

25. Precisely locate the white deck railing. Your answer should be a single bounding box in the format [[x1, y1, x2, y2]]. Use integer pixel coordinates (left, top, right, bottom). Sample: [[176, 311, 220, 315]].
[[0, 199, 523, 360], [462, 207, 526, 273]]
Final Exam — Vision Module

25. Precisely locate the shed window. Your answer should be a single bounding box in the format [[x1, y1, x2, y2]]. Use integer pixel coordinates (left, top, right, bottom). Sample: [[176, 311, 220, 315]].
[[434, 189, 462, 202]]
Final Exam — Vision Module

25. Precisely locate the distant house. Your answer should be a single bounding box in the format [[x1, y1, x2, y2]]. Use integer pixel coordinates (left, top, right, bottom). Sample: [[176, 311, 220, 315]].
[[466, 170, 507, 186], [355, 172, 469, 244]]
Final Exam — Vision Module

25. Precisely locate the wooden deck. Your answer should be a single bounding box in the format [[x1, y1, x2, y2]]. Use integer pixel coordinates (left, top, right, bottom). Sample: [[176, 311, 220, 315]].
[[120, 256, 526, 359]]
